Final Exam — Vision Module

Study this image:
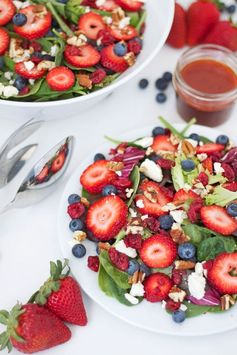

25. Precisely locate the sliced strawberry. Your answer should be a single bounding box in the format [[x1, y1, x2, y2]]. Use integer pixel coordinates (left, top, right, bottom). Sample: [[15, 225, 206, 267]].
[[115, 0, 143, 12], [200, 205, 237, 236], [35, 165, 49, 183], [144, 272, 173, 302], [202, 156, 213, 174], [173, 188, 199, 205], [208, 253, 237, 295], [140, 234, 177, 268], [100, 44, 128, 73], [0, 28, 10, 55], [78, 12, 106, 40], [151, 135, 177, 154], [46, 66, 75, 92], [0, 0, 15, 26], [98, 0, 118, 11], [15, 61, 46, 79], [196, 143, 224, 155], [86, 195, 128, 240], [14, 5, 52, 40], [109, 25, 138, 41], [80, 160, 117, 194], [64, 44, 101, 68], [135, 180, 172, 217], [51, 151, 66, 173], [224, 181, 237, 192]]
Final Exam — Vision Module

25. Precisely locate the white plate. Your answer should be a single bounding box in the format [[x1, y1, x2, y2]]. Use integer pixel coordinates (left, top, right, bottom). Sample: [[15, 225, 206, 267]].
[[57, 123, 237, 336]]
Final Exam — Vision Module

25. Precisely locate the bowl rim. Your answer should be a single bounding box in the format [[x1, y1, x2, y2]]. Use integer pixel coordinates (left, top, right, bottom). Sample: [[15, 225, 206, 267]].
[[0, 0, 174, 108]]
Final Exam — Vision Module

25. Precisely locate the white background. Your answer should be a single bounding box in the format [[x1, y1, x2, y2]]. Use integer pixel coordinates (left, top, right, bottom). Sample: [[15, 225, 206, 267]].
[[1, 0, 237, 354]]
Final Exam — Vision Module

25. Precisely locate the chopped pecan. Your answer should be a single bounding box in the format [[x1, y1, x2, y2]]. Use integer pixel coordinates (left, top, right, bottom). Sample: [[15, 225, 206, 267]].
[[170, 227, 190, 244], [73, 231, 87, 242], [81, 197, 90, 207], [112, 7, 125, 23], [129, 270, 139, 284], [77, 74, 92, 89], [106, 161, 124, 171], [98, 242, 111, 251], [182, 140, 196, 157], [221, 294, 236, 311], [124, 52, 136, 67], [175, 260, 195, 270]]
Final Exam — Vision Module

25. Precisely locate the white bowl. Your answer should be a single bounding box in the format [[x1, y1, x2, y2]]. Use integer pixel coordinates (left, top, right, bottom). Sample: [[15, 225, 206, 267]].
[[0, 0, 174, 121]]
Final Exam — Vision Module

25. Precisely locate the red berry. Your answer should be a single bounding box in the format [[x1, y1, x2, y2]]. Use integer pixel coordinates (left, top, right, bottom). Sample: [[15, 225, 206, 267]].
[[221, 163, 235, 182], [78, 12, 106, 40], [142, 217, 160, 232], [115, 0, 143, 12], [198, 172, 209, 186], [157, 158, 175, 170], [87, 256, 99, 272], [127, 38, 142, 54], [67, 202, 85, 219], [19, 86, 30, 96], [15, 61, 46, 79], [0, 28, 10, 55], [64, 44, 101, 68], [167, 3, 187, 48], [108, 247, 129, 271], [30, 41, 42, 52], [46, 66, 75, 92], [171, 269, 183, 286], [51, 150, 66, 173], [223, 181, 237, 192], [144, 272, 173, 302], [200, 205, 237, 236], [203, 20, 237, 52], [151, 135, 177, 154], [0, 0, 15, 26], [100, 44, 128, 73], [165, 299, 181, 312], [187, 198, 203, 223], [124, 234, 142, 250], [90, 68, 106, 84], [196, 143, 224, 155], [109, 25, 138, 41], [97, 29, 115, 45]]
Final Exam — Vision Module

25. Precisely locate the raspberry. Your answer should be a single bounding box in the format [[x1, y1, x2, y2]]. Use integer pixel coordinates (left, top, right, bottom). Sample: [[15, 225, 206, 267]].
[[165, 299, 181, 312], [22, 39, 30, 49], [157, 158, 175, 170], [113, 177, 132, 189], [97, 29, 115, 46], [81, 0, 97, 8], [108, 247, 129, 271], [88, 256, 99, 272], [209, 152, 223, 162], [67, 202, 85, 219], [187, 198, 203, 223], [171, 269, 183, 285], [224, 181, 237, 192], [198, 172, 209, 186], [124, 234, 142, 250], [31, 55, 43, 64], [127, 38, 142, 55], [221, 163, 235, 182], [90, 68, 106, 84], [19, 87, 30, 95], [143, 217, 160, 232], [30, 41, 42, 52]]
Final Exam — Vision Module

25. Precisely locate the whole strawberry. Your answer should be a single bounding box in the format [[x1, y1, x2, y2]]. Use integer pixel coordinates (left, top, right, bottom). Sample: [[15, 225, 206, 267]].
[[187, 0, 220, 46], [31, 260, 88, 326], [166, 3, 187, 48], [0, 303, 71, 353], [203, 20, 237, 51]]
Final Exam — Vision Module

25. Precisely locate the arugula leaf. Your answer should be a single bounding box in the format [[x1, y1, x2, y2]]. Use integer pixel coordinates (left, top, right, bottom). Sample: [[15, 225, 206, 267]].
[[197, 236, 236, 261], [159, 116, 184, 139], [99, 250, 130, 289], [104, 135, 144, 149], [127, 166, 140, 207]]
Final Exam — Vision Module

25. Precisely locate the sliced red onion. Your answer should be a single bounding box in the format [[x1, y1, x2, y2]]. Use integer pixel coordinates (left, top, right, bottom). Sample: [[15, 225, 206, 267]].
[[222, 148, 237, 164], [188, 287, 221, 306], [111, 147, 145, 178]]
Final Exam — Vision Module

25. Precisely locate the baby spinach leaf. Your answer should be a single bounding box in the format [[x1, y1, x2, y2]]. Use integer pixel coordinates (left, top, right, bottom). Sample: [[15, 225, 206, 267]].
[[197, 236, 236, 261], [3, 56, 14, 71], [38, 37, 65, 66], [99, 250, 130, 290], [62, 60, 95, 72], [14, 79, 44, 99], [127, 166, 140, 207], [126, 11, 140, 27], [114, 229, 126, 245], [152, 266, 172, 276], [182, 223, 229, 246], [183, 301, 222, 318]]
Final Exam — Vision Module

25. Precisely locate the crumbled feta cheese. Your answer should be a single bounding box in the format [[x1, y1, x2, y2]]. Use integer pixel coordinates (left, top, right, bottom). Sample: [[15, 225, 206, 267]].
[[115, 171, 122, 176], [197, 153, 208, 162], [125, 188, 134, 198], [180, 304, 188, 311], [140, 159, 163, 182], [3, 86, 19, 98], [141, 214, 148, 220], [13, 0, 24, 9], [24, 61, 35, 71], [161, 300, 167, 309], [96, 0, 105, 5], [171, 222, 182, 231], [125, 293, 139, 305], [145, 146, 154, 156], [68, 239, 80, 247], [115, 240, 137, 258], [169, 289, 186, 302], [118, 17, 130, 29], [50, 45, 58, 56], [135, 136, 154, 148], [29, 79, 35, 86], [170, 210, 187, 224], [136, 199, 144, 208], [130, 282, 145, 297], [21, 1, 31, 8], [84, 6, 90, 13], [188, 262, 206, 300], [199, 141, 204, 146], [37, 61, 55, 70], [103, 16, 113, 25], [126, 225, 144, 235], [183, 183, 192, 191], [129, 208, 137, 218], [4, 72, 13, 80], [214, 162, 224, 174], [162, 203, 178, 212], [67, 34, 87, 47]]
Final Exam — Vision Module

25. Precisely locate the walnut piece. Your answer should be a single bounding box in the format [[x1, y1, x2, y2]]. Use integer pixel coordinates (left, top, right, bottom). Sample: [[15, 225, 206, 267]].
[[221, 294, 236, 311], [77, 74, 92, 89], [170, 228, 190, 244]]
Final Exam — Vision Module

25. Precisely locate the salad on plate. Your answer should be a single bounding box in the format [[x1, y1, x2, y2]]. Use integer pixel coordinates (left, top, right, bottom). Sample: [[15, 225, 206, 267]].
[[0, 0, 146, 101], [66, 117, 237, 323]]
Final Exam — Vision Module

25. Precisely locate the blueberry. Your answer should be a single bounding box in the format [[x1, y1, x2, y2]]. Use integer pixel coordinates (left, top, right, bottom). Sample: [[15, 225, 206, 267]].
[[178, 243, 196, 260], [163, 71, 172, 82], [102, 185, 118, 196], [159, 215, 174, 230], [152, 126, 166, 137], [72, 244, 86, 258], [0, 57, 4, 70], [227, 203, 237, 217], [94, 153, 105, 162], [127, 260, 140, 275], [42, 54, 55, 61], [156, 92, 167, 103], [87, 230, 100, 242], [140, 263, 151, 276], [69, 219, 84, 232], [155, 78, 168, 91], [172, 310, 186, 323], [227, 4, 236, 13], [139, 78, 149, 89], [13, 13, 27, 26], [13, 76, 28, 91], [32, 51, 44, 59], [189, 133, 200, 142], [181, 159, 195, 172], [216, 134, 229, 145], [68, 194, 80, 204], [149, 154, 161, 162], [52, 18, 59, 28], [114, 42, 127, 56]]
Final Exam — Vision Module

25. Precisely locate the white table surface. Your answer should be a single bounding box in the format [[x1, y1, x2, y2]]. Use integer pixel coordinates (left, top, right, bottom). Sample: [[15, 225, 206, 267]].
[[1, 2, 237, 353]]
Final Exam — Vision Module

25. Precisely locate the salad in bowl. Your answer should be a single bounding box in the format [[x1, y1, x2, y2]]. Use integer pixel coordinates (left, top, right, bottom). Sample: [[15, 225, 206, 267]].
[[0, 0, 146, 102], [65, 117, 237, 324]]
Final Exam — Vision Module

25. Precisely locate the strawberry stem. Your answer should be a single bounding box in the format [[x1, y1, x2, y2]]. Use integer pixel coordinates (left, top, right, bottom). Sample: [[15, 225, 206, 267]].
[[47, 3, 74, 37]]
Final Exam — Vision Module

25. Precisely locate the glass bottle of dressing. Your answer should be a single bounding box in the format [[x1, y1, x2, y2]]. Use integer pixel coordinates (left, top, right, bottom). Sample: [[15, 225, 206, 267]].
[[173, 44, 237, 127]]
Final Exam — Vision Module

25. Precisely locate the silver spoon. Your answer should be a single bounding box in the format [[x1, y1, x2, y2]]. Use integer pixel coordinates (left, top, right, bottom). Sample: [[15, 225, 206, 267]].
[[0, 136, 74, 214]]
